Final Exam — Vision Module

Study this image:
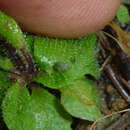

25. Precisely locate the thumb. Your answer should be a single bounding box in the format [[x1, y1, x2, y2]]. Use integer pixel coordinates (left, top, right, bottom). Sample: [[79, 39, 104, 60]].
[[0, 0, 120, 38]]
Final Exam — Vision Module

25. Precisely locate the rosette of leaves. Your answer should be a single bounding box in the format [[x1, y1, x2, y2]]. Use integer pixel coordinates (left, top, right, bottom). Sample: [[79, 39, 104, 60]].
[[0, 11, 102, 130]]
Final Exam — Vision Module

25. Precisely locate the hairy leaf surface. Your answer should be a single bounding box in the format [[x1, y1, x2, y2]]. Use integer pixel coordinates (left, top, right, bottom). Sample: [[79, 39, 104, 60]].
[[34, 34, 100, 89], [2, 83, 72, 130], [0, 11, 26, 49], [0, 71, 11, 121], [60, 78, 102, 121]]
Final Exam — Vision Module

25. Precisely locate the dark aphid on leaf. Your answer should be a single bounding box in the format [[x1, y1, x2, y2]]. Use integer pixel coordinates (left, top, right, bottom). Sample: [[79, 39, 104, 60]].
[[0, 38, 26, 72], [0, 37, 37, 83], [53, 62, 70, 71]]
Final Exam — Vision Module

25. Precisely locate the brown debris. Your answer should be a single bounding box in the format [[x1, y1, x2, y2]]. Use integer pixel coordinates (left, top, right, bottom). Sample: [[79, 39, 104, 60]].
[[106, 85, 128, 111], [105, 111, 130, 130], [104, 64, 130, 104], [109, 22, 130, 57]]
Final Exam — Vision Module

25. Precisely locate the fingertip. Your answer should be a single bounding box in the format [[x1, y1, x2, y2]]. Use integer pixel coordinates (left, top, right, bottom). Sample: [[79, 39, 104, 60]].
[[0, 0, 120, 38]]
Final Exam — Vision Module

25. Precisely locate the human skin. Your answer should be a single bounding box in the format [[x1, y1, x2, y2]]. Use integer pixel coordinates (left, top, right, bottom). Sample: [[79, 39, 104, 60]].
[[0, 0, 120, 38]]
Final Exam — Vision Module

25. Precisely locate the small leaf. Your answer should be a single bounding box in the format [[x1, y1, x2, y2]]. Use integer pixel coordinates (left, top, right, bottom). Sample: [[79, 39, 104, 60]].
[[0, 56, 13, 101], [0, 56, 13, 70], [117, 5, 130, 25], [122, 0, 130, 4], [60, 78, 102, 121], [0, 11, 26, 49], [2, 83, 72, 130], [0, 56, 13, 105], [0, 71, 11, 120], [34, 34, 100, 89]]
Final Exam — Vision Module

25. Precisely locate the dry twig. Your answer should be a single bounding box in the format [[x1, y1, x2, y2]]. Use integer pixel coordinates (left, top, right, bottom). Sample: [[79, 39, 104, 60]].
[[105, 111, 130, 130]]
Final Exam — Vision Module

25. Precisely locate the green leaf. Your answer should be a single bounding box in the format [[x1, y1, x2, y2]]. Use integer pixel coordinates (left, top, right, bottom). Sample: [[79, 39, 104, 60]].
[[60, 78, 102, 121], [2, 83, 72, 130], [117, 5, 130, 25], [0, 56, 13, 70], [0, 72, 9, 102], [34, 34, 100, 89], [0, 11, 26, 49], [0, 57, 13, 117], [0, 56, 13, 107], [0, 71, 11, 120], [24, 34, 35, 55], [0, 56, 13, 102], [122, 0, 130, 4]]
